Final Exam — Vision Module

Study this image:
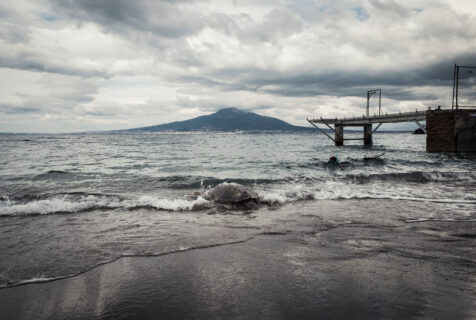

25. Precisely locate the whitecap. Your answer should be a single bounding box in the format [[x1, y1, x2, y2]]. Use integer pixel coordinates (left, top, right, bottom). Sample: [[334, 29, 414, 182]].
[[134, 196, 210, 211]]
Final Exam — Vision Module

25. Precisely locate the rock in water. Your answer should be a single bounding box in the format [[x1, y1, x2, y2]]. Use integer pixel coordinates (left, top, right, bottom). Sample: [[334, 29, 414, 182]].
[[205, 182, 259, 207], [413, 128, 426, 134]]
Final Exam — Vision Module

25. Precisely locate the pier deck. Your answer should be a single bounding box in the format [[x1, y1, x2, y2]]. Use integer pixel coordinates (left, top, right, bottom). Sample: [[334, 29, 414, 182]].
[[307, 110, 427, 146], [307, 65, 476, 151], [307, 110, 426, 126]]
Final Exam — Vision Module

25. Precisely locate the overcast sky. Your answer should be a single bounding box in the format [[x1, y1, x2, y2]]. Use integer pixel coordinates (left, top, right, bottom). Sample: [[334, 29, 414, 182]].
[[1, 0, 475, 133]]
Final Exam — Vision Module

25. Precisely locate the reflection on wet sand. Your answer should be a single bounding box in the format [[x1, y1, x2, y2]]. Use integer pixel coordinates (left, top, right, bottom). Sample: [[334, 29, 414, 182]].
[[1, 200, 474, 319]]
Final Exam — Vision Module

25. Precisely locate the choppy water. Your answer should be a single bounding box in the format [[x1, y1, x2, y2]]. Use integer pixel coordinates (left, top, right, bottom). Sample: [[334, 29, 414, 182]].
[[0, 132, 475, 288]]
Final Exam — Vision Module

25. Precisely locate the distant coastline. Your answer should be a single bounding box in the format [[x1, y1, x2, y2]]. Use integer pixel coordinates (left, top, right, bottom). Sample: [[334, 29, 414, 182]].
[[0, 130, 415, 135], [0, 108, 417, 134]]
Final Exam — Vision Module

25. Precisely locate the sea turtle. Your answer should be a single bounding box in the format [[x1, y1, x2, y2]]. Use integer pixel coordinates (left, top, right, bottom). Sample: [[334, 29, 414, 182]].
[[187, 182, 259, 209], [188, 182, 259, 209], [206, 182, 258, 203]]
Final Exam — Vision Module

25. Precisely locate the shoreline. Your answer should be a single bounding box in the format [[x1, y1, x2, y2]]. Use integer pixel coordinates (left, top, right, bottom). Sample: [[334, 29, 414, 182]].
[[1, 210, 474, 319], [0, 237, 255, 290]]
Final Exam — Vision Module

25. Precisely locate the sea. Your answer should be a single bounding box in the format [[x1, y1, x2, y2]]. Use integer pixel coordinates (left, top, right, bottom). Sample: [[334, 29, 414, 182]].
[[0, 131, 475, 289]]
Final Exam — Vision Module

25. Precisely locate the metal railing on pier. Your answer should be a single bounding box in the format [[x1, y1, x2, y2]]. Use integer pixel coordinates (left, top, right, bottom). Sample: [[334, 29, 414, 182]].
[[307, 110, 426, 126]]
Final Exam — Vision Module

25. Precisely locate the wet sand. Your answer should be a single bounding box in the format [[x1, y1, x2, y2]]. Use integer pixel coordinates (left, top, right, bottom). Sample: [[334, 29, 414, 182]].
[[0, 211, 474, 320]]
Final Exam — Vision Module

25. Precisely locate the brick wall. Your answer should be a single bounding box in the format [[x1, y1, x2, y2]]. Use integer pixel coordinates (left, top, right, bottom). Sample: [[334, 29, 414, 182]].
[[426, 110, 456, 152], [426, 109, 476, 152]]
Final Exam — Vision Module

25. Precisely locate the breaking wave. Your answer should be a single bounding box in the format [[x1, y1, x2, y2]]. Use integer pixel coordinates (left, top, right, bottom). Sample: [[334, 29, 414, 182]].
[[133, 195, 210, 211], [1, 169, 475, 216], [102, 170, 476, 192], [345, 171, 476, 184], [257, 187, 476, 205], [404, 218, 476, 223], [0, 193, 211, 217]]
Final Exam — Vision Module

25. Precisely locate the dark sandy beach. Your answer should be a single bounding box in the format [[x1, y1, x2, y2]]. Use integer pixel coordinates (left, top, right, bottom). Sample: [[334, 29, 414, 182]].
[[0, 200, 474, 320]]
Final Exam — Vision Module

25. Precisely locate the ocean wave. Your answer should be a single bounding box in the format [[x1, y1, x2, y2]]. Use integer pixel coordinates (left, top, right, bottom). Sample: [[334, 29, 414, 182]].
[[0, 194, 211, 217], [404, 218, 476, 223], [275, 160, 324, 169], [32, 170, 75, 181], [256, 181, 476, 205], [2, 179, 475, 217], [258, 191, 476, 205], [0, 194, 123, 216], [158, 176, 288, 189], [258, 188, 316, 205], [314, 193, 476, 204], [346, 171, 476, 184], [110, 175, 289, 190], [132, 196, 210, 211]]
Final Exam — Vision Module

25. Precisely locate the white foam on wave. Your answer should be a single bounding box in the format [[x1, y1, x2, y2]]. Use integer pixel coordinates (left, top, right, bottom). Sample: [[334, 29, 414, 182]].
[[313, 188, 476, 204], [1, 178, 474, 217], [312, 180, 476, 204], [0, 274, 70, 288], [16, 276, 62, 285], [256, 180, 476, 205], [134, 196, 210, 211], [423, 171, 476, 182], [360, 195, 476, 204], [0, 192, 242, 216], [257, 183, 316, 205], [259, 192, 287, 204], [0, 194, 211, 217], [404, 218, 476, 223], [0, 195, 123, 216]]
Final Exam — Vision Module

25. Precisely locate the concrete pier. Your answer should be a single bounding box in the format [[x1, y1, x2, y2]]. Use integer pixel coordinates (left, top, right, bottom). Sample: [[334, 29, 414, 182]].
[[363, 124, 373, 146], [335, 125, 343, 146], [307, 110, 426, 147], [307, 108, 476, 152]]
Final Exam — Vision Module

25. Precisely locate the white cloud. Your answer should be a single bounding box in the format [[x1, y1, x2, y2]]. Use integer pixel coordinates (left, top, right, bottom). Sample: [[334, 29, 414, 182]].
[[0, 0, 475, 132]]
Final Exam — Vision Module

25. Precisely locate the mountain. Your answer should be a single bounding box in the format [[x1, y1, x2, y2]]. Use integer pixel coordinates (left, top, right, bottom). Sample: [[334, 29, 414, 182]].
[[126, 108, 313, 132]]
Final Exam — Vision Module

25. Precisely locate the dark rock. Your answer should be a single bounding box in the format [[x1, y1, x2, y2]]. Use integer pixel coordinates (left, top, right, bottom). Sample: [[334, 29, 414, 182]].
[[413, 128, 426, 134]]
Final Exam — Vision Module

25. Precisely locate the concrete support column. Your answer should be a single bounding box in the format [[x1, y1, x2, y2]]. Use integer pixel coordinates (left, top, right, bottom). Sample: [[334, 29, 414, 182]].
[[363, 124, 373, 146], [335, 125, 344, 146]]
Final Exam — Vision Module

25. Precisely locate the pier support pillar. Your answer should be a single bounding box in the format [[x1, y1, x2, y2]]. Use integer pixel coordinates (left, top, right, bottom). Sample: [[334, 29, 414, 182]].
[[363, 124, 373, 146], [335, 125, 343, 146]]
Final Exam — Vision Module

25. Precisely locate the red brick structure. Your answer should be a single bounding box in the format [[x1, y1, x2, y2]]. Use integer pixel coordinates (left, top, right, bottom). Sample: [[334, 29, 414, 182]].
[[426, 109, 476, 152]]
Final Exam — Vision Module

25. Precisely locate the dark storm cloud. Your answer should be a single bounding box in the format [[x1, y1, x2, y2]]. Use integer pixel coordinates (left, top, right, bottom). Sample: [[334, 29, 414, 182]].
[[250, 71, 443, 100], [48, 0, 303, 40], [256, 84, 439, 101], [0, 104, 40, 114], [44, 0, 464, 103], [416, 54, 476, 81], [197, 51, 476, 101], [48, 0, 205, 38], [0, 53, 108, 78], [174, 69, 435, 100]]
